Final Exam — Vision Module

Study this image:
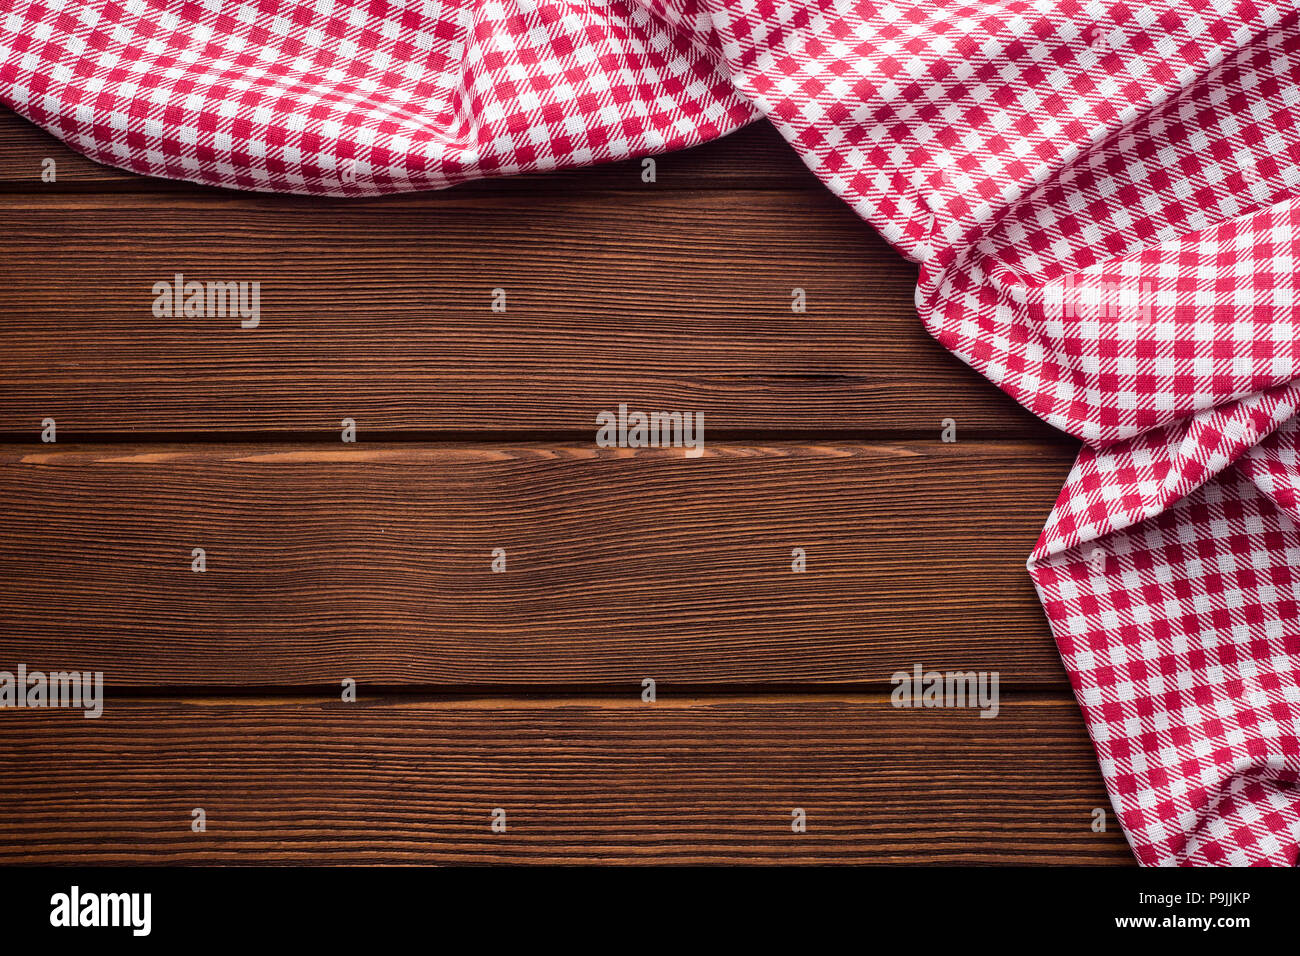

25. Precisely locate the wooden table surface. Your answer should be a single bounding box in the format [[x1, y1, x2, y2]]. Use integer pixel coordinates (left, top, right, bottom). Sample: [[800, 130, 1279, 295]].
[[0, 108, 1133, 864]]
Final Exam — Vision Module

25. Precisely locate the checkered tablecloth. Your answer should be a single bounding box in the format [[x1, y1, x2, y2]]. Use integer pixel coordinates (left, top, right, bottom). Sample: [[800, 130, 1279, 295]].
[[4, 0, 1299, 865]]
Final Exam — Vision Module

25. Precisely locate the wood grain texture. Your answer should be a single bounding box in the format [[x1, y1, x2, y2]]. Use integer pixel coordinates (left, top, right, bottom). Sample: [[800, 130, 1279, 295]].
[[0, 441, 1074, 685], [0, 108, 819, 190], [0, 108, 1121, 864], [0, 190, 1059, 439], [0, 696, 1131, 864]]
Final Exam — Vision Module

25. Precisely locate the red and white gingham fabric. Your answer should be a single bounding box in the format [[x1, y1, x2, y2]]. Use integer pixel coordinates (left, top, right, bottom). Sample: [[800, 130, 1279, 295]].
[[3, 0, 1299, 865]]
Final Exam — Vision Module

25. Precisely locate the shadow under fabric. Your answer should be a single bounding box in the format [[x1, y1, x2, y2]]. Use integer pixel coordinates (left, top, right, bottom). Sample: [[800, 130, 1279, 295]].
[[5, 0, 1299, 865]]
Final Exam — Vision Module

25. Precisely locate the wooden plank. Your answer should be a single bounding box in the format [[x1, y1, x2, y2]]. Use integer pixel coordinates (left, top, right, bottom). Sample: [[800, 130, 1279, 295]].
[[0, 189, 1057, 438], [0, 108, 818, 191], [0, 441, 1075, 685], [0, 695, 1131, 864]]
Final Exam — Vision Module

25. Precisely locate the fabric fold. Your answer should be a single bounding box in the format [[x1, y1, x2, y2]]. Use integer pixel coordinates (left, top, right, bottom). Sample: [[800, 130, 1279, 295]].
[[0, 0, 757, 193]]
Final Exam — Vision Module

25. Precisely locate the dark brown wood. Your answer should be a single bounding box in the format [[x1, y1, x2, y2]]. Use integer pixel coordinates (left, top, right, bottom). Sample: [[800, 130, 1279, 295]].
[[0, 108, 1121, 864], [0, 190, 1058, 438], [0, 695, 1130, 864], [0, 108, 820, 190], [0, 441, 1074, 685]]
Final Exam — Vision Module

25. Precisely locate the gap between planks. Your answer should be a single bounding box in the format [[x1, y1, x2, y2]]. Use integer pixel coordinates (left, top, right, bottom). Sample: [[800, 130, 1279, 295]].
[[0, 429, 1082, 446], [15, 685, 1075, 702]]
